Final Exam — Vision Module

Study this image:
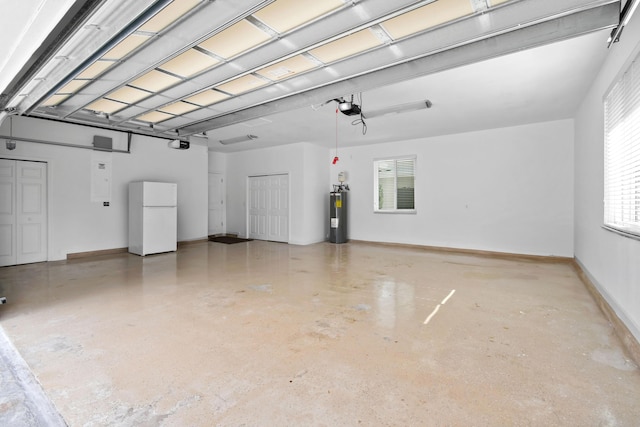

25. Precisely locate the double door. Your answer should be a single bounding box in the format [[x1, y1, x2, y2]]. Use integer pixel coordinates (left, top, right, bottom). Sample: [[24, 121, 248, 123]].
[[0, 159, 48, 266]]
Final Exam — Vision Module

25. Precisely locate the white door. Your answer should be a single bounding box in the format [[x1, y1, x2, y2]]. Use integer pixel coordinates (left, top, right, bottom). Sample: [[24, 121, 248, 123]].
[[248, 174, 288, 242], [0, 159, 47, 266], [208, 173, 224, 236]]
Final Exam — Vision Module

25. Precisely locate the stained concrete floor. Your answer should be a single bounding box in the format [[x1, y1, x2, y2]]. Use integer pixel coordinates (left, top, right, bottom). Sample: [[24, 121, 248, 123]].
[[0, 240, 639, 426]]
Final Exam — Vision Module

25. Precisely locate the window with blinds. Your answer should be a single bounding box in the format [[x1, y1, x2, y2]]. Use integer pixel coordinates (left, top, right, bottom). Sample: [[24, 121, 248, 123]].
[[604, 49, 640, 238], [374, 157, 416, 212]]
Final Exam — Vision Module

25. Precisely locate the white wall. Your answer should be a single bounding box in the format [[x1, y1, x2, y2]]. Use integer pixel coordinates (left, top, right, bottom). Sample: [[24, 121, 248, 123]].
[[225, 142, 329, 245], [330, 120, 575, 257], [574, 12, 640, 341], [208, 150, 226, 174], [0, 116, 208, 261]]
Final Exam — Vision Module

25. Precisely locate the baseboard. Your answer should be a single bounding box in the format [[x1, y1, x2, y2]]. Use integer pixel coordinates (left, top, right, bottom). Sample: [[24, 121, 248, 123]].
[[177, 238, 208, 247], [348, 240, 573, 264], [66, 247, 127, 259], [572, 259, 640, 367], [67, 238, 208, 259]]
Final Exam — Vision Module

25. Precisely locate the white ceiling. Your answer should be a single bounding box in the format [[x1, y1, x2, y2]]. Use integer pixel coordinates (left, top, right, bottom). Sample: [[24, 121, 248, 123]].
[[207, 29, 611, 152], [0, 0, 619, 153]]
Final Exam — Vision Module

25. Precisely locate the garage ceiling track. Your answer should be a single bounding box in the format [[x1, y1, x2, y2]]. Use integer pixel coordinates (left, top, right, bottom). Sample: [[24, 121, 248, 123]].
[[2, 0, 620, 140]]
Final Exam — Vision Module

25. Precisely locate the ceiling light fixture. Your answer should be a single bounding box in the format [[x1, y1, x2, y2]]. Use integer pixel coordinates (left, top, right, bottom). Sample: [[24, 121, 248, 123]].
[[219, 134, 258, 145], [364, 100, 432, 119]]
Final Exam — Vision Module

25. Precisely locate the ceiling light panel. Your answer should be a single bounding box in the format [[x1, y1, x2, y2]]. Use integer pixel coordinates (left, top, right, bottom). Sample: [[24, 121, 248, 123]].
[[158, 101, 200, 115], [58, 80, 90, 94], [256, 55, 318, 80], [183, 90, 230, 106], [138, 0, 201, 33], [490, 0, 511, 5], [136, 110, 175, 123], [253, 0, 344, 33], [41, 94, 70, 107], [380, 0, 474, 40], [309, 29, 383, 64], [130, 70, 182, 92], [158, 49, 220, 78], [102, 34, 151, 60], [86, 98, 129, 114], [216, 74, 270, 95], [76, 60, 114, 79], [107, 86, 151, 104], [198, 19, 271, 59]]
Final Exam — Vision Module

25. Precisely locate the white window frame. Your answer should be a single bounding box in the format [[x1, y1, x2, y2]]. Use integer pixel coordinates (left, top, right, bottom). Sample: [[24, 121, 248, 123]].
[[373, 155, 417, 214], [603, 48, 640, 239]]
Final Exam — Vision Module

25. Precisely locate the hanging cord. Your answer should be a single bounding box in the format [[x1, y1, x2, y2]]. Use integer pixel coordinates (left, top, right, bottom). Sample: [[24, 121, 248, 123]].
[[332, 107, 339, 164], [351, 92, 367, 135]]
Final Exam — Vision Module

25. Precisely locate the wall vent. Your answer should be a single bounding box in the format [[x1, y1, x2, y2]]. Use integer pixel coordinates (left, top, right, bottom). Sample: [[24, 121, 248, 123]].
[[93, 135, 112, 151]]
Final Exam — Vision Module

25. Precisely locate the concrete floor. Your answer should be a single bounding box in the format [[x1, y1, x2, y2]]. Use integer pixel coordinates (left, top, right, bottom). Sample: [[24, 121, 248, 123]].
[[0, 240, 639, 426]]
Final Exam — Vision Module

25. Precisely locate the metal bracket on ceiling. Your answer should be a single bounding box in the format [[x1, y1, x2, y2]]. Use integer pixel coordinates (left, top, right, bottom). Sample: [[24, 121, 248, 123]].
[[608, 0, 638, 47], [470, 0, 490, 13]]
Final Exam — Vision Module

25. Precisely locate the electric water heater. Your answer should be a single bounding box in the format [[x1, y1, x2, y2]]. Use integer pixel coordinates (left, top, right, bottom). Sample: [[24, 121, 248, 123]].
[[329, 191, 348, 243]]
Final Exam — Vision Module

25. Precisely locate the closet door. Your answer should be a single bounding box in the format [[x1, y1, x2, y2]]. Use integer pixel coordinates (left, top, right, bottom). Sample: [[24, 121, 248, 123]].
[[0, 159, 17, 266], [248, 174, 288, 243], [0, 159, 47, 266]]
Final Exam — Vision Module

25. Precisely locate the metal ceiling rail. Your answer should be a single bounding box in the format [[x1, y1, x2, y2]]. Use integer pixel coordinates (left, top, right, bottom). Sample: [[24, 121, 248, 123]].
[[0, 134, 131, 154], [176, 1, 620, 136], [5, 0, 160, 114], [24, 0, 175, 115], [0, 0, 105, 112], [45, 0, 431, 122]]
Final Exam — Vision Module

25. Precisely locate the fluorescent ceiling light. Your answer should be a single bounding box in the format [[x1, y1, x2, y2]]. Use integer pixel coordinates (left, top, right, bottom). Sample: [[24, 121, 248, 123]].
[[198, 20, 271, 59], [76, 60, 114, 79], [138, 0, 201, 33], [159, 49, 220, 78], [130, 70, 181, 92], [102, 34, 151, 60], [41, 94, 70, 107], [256, 55, 318, 80], [240, 118, 272, 128], [219, 134, 258, 145], [86, 98, 128, 114], [183, 90, 229, 106], [107, 86, 151, 104], [216, 74, 269, 95], [380, 0, 474, 40], [253, 0, 343, 33], [309, 29, 383, 63], [136, 110, 174, 123], [58, 80, 89, 94], [159, 101, 200, 115], [490, 0, 511, 5], [364, 100, 432, 119]]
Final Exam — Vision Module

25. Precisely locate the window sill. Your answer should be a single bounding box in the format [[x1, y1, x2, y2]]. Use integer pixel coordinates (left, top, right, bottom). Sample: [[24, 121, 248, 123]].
[[374, 209, 417, 215], [602, 225, 640, 241]]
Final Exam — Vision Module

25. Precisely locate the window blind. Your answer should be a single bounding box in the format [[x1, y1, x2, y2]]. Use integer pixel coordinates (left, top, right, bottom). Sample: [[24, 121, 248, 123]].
[[374, 157, 415, 212], [604, 49, 640, 237], [396, 159, 415, 209]]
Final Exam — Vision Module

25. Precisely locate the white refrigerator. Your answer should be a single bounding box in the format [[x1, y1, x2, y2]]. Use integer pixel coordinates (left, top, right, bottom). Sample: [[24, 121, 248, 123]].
[[128, 181, 177, 256]]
